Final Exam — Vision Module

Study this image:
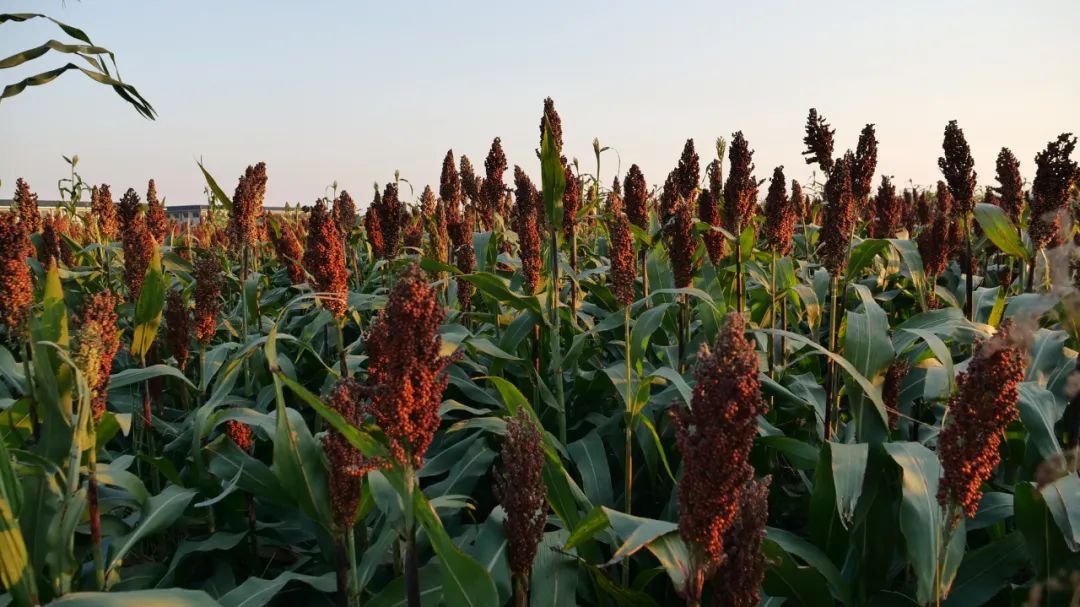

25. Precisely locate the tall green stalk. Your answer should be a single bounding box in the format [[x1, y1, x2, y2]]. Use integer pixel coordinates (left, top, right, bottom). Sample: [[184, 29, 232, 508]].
[[403, 464, 421, 607], [622, 304, 632, 585], [551, 230, 566, 444]]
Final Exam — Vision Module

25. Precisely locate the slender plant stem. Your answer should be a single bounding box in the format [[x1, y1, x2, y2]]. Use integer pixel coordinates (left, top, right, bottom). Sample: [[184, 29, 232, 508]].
[[334, 533, 349, 607], [622, 304, 633, 585], [964, 217, 974, 320], [551, 231, 566, 443], [88, 433, 104, 590], [403, 464, 422, 607], [346, 526, 359, 606], [824, 273, 840, 440], [640, 248, 650, 308]]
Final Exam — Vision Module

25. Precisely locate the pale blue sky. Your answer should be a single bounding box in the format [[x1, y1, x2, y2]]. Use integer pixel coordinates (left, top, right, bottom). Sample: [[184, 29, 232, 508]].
[[2, 1, 1078, 206]]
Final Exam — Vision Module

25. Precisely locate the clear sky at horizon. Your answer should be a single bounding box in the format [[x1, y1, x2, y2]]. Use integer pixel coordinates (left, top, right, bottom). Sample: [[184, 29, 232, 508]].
[[2, 1, 1078, 206]]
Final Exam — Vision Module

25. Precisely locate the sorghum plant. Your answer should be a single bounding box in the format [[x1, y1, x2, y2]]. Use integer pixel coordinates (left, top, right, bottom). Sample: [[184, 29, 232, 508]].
[[495, 409, 546, 607]]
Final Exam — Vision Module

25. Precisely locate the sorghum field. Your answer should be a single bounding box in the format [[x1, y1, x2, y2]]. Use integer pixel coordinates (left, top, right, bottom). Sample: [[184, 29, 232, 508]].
[[2, 95, 1080, 607]]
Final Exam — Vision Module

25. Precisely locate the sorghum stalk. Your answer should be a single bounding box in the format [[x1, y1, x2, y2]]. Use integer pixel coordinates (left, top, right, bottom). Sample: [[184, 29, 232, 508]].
[[550, 224, 566, 443]]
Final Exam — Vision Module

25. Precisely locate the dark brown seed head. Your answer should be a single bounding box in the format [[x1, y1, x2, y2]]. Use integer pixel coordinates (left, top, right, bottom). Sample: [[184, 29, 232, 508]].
[[13, 178, 41, 234], [853, 124, 878, 208], [364, 265, 454, 467], [624, 164, 649, 231], [269, 219, 305, 284], [676, 139, 700, 201], [606, 183, 635, 306], [481, 138, 508, 228], [673, 313, 765, 588], [495, 409, 547, 582], [460, 155, 480, 204], [723, 131, 758, 236], [819, 151, 856, 275], [562, 163, 580, 241], [364, 193, 386, 260], [938, 121, 977, 217], [699, 162, 726, 267], [994, 147, 1024, 223], [164, 289, 190, 370], [869, 175, 903, 239], [539, 97, 563, 154], [122, 215, 155, 302], [377, 182, 405, 259], [333, 190, 357, 236], [146, 179, 168, 242], [762, 166, 795, 256], [710, 476, 771, 607], [513, 167, 542, 294], [226, 162, 268, 252], [193, 250, 222, 345], [440, 149, 463, 224], [323, 378, 385, 529], [1030, 133, 1077, 250], [938, 322, 1025, 517], [73, 292, 120, 423], [91, 185, 119, 239], [304, 199, 349, 318], [802, 108, 835, 175], [0, 211, 32, 336], [118, 188, 142, 235]]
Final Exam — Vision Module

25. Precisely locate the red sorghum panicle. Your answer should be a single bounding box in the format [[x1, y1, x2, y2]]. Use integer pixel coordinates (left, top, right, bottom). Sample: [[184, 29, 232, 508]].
[[73, 292, 120, 423], [852, 124, 878, 209], [994, 147, 1024, 224], [918, 182, 958, 279], [607, 182, 635, 306], [269, 219, 305, 284], [123, 214, 155, 302], [819, 151, 856, 275], [304, 199, 349, 318], [883, 359, 909, 429], [672, 313, 766, 591], [1030, 133, 1078, 250], [869, 175, 903, 239], [226, 162, 268, 252], [42, 216, 62, 268], [424, 189, 450, 275], [939, 120, 977, 216], [666, 191, 697, 289], [364, 201, 386, 260], [118, 187, 141, 235], [226, 420, 253, 451], [146, 179, 168, 242], [481, 138, 507, 229], [659, 171, 678, 233], [364, 265, 454, 467], [456, 205, 476, 311], [495, 408, 547, 585], [724, 131, 758, 237], [711, 476, 771, 607], [13, 178, 41, 234], [624, 164, 648, 231], [791, 180, 808, 224], [91, 185, 119, 239], [699, 162, 726, 266], [403, 208, 423, 250], [441, 150, 463, 228], [514, 167, 542, 294], [460, 155, 480, 208], [164, 289, 190, 370], [378, 182, 405, 259], [323, 379, 385, 528], [539, 97, 563, 154], [562, 163, 580, 241], [938, 322, 1026, 518], [193, 251, 222, 346], [802, 108, 836, 175], [762, 166, 795, 256], [333, 190, 357, 237], [676, 139, 700, 200], [915, 189, 932, 228]]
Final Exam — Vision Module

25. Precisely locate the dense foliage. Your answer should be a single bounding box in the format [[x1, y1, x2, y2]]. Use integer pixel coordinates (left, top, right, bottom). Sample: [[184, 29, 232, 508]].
[[1, 103, 1079, 607]]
